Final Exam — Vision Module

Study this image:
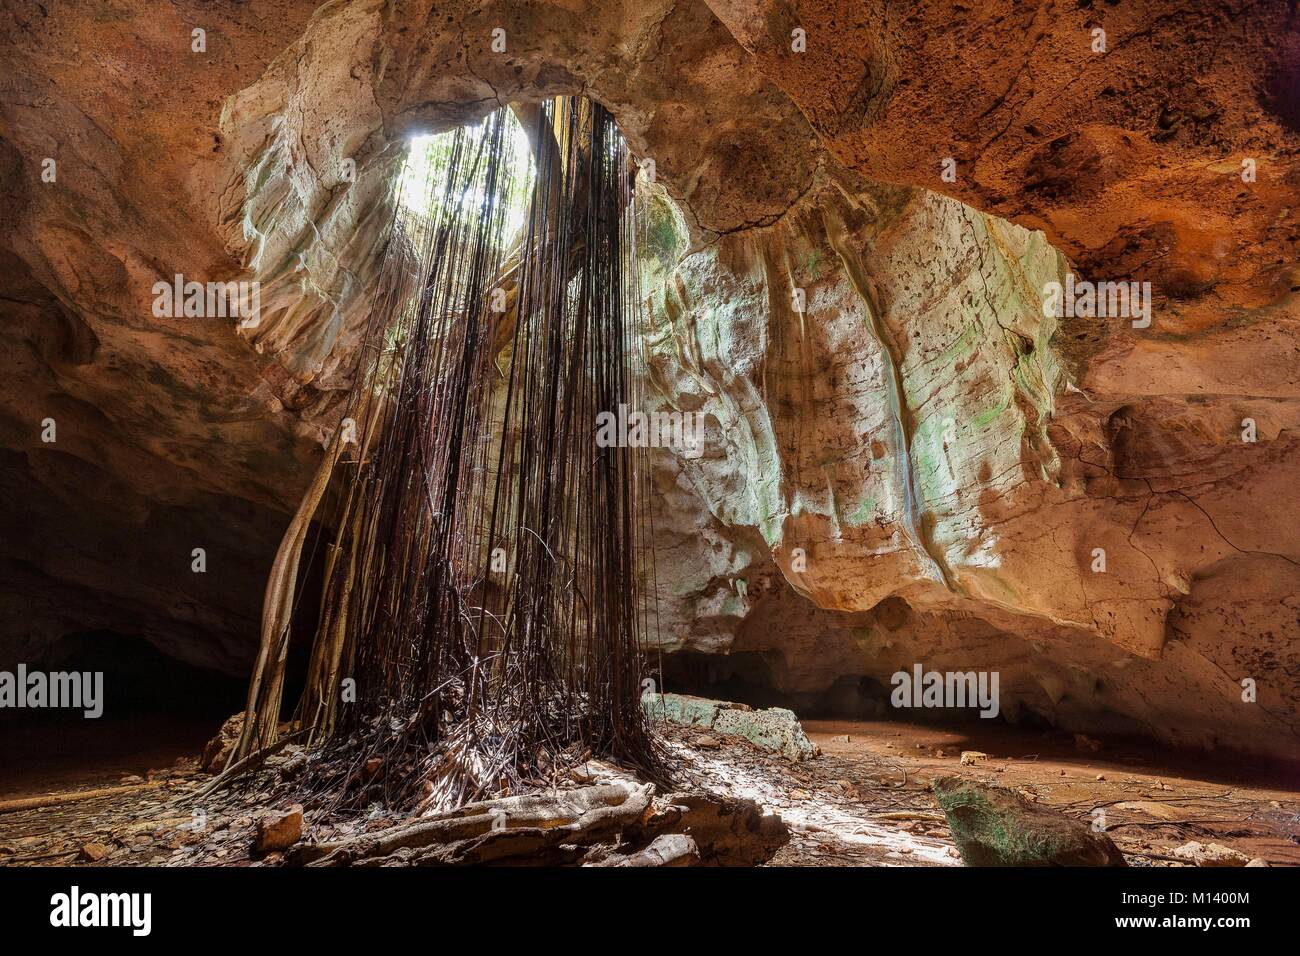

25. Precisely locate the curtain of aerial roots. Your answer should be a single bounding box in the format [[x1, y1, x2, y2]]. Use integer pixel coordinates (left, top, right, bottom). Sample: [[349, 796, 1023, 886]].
[[235, 97, 663, 811]]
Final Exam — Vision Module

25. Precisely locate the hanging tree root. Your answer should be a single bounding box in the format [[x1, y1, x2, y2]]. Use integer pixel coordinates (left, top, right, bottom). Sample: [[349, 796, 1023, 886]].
[[285, 782, 789, 867], [232, 98, 666, 799]]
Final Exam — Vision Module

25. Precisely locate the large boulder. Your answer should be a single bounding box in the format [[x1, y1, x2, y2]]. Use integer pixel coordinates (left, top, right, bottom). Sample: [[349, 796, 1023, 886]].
[[933, 777, 1126, 867]]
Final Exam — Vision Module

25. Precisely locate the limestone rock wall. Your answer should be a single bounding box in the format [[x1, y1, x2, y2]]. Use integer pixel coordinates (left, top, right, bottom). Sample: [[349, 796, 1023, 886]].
[[640, 179, 1300, 755]]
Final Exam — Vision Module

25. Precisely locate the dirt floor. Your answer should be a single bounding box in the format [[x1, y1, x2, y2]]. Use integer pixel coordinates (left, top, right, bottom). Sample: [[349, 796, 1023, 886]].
[[789, 720, 1300, 866], [2, 716, 1297, 866], [0, 717, 216, 802]]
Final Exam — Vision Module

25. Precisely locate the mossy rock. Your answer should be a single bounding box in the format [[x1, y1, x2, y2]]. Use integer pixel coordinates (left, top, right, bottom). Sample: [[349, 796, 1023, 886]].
[[933, 776, 1126, 867], [642, 693, 818, 761], [712, 707, 818, 762], [642, 692, 748, 728]]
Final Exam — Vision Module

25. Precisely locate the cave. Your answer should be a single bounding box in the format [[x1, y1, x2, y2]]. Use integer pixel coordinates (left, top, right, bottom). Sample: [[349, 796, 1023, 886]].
[[1, 0, 1299, 911]]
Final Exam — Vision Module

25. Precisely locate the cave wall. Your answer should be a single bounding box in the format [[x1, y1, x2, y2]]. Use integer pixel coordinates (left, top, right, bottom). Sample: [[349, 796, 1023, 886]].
[[1, 0, 1297, 755], [638, 178, 1300, 754]]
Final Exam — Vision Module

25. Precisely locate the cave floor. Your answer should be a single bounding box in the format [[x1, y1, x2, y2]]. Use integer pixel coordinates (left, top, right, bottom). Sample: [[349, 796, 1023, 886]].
[[1, 717, 1297, 867]]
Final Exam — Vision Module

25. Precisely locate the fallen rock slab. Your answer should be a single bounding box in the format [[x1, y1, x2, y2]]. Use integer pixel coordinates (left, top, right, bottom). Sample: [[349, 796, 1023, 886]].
[[642, 692, 749, 728], [713, 706, 818, 762], [933, 777, 1126, 867], [643, 693, 818, 761]]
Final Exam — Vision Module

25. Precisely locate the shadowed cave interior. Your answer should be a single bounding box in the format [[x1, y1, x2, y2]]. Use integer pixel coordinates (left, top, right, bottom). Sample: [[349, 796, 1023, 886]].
[[2, 0, 1300, 869]]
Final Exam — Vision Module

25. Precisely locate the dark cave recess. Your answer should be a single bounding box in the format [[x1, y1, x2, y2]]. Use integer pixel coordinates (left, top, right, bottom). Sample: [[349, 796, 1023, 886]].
[[1, 629, 246, 724], [661, 649, 1075, 732]]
